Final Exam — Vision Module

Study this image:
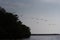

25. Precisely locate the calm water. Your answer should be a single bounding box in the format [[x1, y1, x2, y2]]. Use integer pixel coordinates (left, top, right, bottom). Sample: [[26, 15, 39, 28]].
[[23, 35, 60, 40], [1, 35, 60, 40]]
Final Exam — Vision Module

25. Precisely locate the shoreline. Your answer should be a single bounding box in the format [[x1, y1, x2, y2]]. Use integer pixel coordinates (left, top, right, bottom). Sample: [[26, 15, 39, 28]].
[[31, 34, 60, 36]]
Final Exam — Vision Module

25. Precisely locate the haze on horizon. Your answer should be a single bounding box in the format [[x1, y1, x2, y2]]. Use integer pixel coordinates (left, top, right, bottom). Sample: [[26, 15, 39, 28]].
[[0, 0, 60, 34]]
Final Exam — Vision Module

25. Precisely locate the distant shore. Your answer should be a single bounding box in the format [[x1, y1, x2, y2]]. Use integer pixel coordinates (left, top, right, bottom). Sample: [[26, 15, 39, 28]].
[[31, 34, 60, 36]]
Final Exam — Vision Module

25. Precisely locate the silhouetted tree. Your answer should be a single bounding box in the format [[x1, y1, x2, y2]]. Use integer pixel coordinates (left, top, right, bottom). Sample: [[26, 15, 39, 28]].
[[0, 7, 31, 39]]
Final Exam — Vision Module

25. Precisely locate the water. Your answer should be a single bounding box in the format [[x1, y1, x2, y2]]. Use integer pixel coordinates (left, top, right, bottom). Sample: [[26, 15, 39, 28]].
[[23, 35, 60, 40], [1, 35, 60, 40]]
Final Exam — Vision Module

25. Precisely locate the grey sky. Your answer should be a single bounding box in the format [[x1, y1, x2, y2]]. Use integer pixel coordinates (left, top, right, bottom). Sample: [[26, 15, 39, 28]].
[[0, 0, 60, 34]]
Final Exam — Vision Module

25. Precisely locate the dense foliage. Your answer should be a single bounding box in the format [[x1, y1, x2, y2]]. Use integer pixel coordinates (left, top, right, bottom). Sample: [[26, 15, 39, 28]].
[[0, 7, 31, 39]]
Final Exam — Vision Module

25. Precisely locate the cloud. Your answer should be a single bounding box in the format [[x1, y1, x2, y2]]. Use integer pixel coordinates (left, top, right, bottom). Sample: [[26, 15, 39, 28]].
[[40, 0, 60, 4], [33, 0, 60, 5], [0, 0, 33, 12]]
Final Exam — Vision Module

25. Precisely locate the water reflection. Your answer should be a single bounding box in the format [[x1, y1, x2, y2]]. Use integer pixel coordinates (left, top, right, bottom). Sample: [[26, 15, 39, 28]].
[[23, 35, 60, 40]]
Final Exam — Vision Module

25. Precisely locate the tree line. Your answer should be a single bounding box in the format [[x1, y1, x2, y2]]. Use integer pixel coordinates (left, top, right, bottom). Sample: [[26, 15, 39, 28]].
[[0, 7, 31, 39]]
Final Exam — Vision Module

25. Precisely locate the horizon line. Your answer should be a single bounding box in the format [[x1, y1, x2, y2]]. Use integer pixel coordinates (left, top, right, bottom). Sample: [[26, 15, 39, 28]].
[[31, 34, 60, 36]]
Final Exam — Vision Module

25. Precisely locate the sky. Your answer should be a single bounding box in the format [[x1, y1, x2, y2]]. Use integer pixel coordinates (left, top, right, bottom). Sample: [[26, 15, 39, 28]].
[[0, 0, 60, 34]]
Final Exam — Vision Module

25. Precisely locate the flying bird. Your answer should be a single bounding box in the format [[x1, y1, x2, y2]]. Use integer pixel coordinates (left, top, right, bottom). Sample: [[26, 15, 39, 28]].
[[44, 20, 48, 22], [35, 18, 39, 20], [36, 22, 39, 24], [40, 19, 43, 20]]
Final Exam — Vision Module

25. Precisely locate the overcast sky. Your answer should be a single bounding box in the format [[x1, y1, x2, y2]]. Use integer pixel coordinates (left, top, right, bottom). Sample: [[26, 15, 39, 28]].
[[1, 0, 60, 34]]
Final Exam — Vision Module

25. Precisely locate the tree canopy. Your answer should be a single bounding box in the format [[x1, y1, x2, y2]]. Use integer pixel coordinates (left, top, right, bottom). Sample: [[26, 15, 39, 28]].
[[0, 7, 31, 39]]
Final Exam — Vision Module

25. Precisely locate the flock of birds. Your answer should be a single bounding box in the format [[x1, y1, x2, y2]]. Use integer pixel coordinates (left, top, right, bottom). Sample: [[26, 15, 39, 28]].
[[19, 14, 56, 26], [17, 8, 56, 26]]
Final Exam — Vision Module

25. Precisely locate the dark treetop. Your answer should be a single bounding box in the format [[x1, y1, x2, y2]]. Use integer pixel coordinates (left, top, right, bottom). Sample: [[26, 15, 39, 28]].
[[0, 7, 31, 39]]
